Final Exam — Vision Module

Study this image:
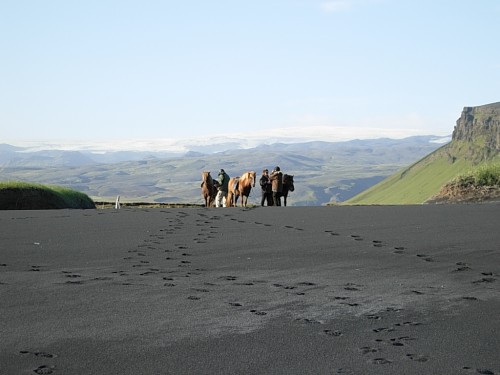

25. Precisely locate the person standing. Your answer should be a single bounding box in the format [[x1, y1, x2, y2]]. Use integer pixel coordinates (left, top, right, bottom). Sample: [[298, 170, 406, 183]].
[[259, 169, 273, 206], [216, 169, 230, 207], [269, 166, 283, 206]]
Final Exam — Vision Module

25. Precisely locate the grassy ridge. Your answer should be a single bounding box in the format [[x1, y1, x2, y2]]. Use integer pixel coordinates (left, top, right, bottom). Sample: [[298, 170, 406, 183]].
[[345, 147, 500, 205], [0, 181, 96, 209], [344, 145, 473, 205]]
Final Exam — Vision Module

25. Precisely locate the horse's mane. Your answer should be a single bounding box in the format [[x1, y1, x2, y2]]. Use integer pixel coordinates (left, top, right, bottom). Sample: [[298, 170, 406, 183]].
[[202, 171, 213, 184], [241, 171, 256, 182], [283, 174, 294, 186]]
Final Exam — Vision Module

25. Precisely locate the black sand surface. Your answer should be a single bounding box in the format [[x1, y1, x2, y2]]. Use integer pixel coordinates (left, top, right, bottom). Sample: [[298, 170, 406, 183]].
[[1, 205, 499, 374]]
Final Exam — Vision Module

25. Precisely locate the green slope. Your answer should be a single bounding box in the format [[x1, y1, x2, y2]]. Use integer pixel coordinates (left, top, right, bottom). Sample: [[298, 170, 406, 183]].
[[344, 143, 479, 205], [346, 147, 470, 204]]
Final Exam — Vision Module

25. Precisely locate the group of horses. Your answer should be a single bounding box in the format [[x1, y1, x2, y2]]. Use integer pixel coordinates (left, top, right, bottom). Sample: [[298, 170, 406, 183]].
[[201, 170, 295, 208]]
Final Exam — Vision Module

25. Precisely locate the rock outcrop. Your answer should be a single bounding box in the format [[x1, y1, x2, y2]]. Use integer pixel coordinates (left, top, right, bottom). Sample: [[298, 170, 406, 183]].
[[426, 183, 500, 204], [451, 102, 500, 161]]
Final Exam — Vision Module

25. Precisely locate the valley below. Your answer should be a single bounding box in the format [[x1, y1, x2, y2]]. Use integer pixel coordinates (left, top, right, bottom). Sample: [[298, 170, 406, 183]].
[[1, 136, 447, 206]]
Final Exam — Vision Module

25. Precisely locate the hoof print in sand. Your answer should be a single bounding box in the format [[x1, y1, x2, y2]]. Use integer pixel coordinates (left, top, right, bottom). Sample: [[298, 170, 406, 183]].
[[219, 275, 237, 281], [394, 321, 422, 327], [324, 329, 343, 337], [334, 369, 349, 374], [344, 283, 362, 291], [416, 254, 434, 262], [360, 346, 378, 355], [462, 296, 478, 301], [296, 318, 323, 325], [472, 277, 496, 284], [406, 353, 429, 362], [475, 369, 495, 375], [65, 280, 83, 285], [21, 351, 56, 359], [373, 327, 395, 333], [391, 342, 404, 346], [410, 290, 425, 295], [371, 358, 392, 365], [393, 246, 406, 254], [250, 309, 267, 316], [140, 271, 157, 276], [454, 266, 472, 272], [297, 281, 316, 286], [33, 365, 55, 374]]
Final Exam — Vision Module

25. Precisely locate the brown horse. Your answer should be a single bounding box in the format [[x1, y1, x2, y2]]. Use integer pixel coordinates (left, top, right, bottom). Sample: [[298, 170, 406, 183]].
[[201, 171, 217, 207], [227, 171, 256, 207], [282, 174, 295, 207]]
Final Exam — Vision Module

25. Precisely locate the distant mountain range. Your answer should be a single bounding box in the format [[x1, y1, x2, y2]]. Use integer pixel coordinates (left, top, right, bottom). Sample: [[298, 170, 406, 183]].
[[0, 135, 449, 206]]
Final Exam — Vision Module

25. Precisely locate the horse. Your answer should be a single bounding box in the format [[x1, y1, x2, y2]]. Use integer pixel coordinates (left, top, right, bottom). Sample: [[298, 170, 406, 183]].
[[200, 171, 217, 207], [227, 171, 256, 207], [281, 174, 295, 207]]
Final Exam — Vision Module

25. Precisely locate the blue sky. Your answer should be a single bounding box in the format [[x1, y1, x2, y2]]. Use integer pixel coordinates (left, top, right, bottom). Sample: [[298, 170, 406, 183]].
[[1, 0, 499, 147]]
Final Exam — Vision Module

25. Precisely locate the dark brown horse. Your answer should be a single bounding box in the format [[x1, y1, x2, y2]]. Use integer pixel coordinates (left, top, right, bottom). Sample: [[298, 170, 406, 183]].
[[201, 171, 217, 207], [227, 171, 256, 207], [282, 174, 295, 206]]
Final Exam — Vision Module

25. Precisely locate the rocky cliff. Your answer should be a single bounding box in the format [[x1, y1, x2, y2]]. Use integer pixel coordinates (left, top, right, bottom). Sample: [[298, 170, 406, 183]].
[[451, 102, 500, 162]]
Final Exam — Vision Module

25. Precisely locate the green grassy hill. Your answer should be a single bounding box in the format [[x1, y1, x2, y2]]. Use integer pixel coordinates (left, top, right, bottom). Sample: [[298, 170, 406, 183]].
[[345, 145, 472, 204], [345, 102, 500, 205], [0, 182, 96, 209]]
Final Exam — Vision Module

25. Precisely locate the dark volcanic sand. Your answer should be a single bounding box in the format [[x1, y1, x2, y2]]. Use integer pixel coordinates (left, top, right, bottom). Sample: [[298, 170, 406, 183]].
[[0, 205, 499, 375]]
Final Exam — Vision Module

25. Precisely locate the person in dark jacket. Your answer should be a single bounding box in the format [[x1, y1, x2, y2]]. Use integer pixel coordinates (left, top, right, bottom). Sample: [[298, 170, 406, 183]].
[[259, 169, 273, 206], [216, 169, 230, 207]]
